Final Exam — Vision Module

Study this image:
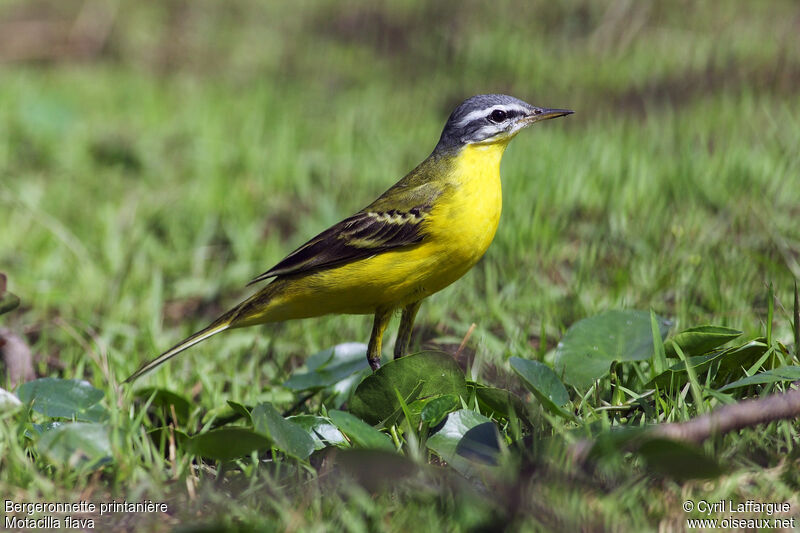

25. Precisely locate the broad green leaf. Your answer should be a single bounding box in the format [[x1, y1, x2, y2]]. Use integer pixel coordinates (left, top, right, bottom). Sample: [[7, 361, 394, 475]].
[[405, 394, 461, 429], [289, 415, 348, 450], [203, 398, 277, 427], [252, 402, 316, 459], [472, 385, 532, 426], [79, 403, 110, 423], [645, 352, 720, 390], [328, 410, 394, 451], [664, 325, 742, 358], [584, 428, 723, 482], [713, 340, 769, 384], [427, 409, 494, 477], [226, 400, 253, 424], [584, 426, 647, 460], [28, 421, 65, 438], [17, 378, 107, 421], [404, 394, 440, 428], [284, 343, 371, 408], [554, 310, 670, 389], [719, 365, 800, 391], [348, 351, 467, 425], [134, 387, 192, 424], [509, 358, 572, 419], [37, 423, 112, 470], [419, 394, 461, 426], [645, 340, 768, 390], [455, 422, 501, 465], [637, 438, 723, 480], [0, 386, 22, 412], [184, 427, 271, 461], [284, 342, 369, 390]]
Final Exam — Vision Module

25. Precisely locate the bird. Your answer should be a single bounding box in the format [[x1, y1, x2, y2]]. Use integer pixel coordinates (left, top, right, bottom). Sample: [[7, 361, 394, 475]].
[[125, 94, 572, 383]]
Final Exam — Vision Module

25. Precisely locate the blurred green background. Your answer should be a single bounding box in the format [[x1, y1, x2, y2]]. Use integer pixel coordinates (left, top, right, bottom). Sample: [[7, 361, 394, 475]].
[[2, 1, 800, 530], [1, 0, 799, 391]]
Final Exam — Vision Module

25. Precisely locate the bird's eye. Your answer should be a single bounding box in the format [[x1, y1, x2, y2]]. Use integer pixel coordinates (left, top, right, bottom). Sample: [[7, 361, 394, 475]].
[[489, 109, 507, 123]]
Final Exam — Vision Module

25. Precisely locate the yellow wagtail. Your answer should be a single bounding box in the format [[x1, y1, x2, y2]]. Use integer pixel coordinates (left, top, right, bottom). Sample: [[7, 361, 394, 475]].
[[125, 94, 572, 382]]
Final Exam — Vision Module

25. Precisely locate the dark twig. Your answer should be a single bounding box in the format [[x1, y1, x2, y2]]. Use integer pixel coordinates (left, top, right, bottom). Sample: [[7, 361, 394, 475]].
[[454, 323, 476, 359], [648, 387, 800, 444], [793, 280, 799, 359], [0, 327, 35, 387], [572, 387, 800, 463]]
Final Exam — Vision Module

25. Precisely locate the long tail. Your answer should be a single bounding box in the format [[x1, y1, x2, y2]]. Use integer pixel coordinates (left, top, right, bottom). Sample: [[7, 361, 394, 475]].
[[124, 309, 237, 383]]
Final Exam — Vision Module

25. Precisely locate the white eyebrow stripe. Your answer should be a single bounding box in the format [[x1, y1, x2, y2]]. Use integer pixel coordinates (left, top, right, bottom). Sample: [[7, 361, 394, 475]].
[[454, 104, 530, 127], [462, 124, 499, 141]]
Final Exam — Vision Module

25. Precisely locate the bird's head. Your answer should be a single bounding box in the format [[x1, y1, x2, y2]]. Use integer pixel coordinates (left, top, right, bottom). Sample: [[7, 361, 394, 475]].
[[435, 94, 572, 152]]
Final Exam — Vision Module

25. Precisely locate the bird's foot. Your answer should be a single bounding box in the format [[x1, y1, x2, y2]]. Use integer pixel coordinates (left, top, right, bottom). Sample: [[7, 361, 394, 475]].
[[368, 357, 381, 372]]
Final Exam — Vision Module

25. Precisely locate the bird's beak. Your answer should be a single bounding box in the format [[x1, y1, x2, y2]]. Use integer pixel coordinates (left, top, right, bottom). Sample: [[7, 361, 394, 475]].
[[521, 108, 574, 126]]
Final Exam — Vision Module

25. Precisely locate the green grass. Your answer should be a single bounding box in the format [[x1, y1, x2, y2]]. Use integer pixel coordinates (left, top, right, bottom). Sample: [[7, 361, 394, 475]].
[[1, 0, 800, 530]]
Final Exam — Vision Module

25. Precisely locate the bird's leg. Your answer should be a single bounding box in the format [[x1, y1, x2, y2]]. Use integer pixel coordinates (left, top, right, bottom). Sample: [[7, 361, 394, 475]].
[[367, 308, 392, 371], [394, 300, 421, 359]]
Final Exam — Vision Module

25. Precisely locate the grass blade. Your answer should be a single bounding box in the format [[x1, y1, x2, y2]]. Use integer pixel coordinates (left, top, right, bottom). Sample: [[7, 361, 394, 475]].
[[673, 343, 705, 414], [794, 281, 799, 359], [650, 309, 668, 377]]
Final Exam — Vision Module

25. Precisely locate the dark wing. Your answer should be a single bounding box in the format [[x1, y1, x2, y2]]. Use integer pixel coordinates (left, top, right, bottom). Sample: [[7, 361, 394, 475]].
[[247, 207, 430, 284]]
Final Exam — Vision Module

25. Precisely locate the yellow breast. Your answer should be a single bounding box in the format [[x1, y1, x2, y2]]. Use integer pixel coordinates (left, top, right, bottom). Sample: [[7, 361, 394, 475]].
[[425, 142, 506, 272]]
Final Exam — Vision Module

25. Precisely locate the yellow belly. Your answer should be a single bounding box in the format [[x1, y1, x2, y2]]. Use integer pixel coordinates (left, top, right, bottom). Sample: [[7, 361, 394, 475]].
[[235, 142, 506, 325]]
